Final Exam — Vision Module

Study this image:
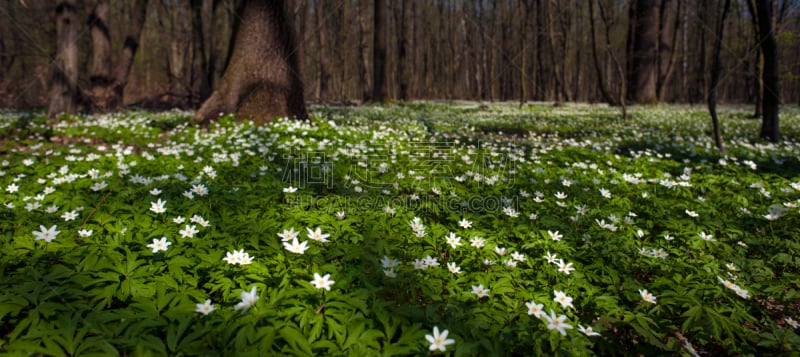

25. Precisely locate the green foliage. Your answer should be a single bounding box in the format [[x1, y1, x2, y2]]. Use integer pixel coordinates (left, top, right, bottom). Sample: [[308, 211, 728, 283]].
[[1, 103, 799, 355]]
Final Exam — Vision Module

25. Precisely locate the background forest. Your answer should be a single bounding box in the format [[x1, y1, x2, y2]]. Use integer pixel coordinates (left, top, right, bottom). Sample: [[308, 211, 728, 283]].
[[1, 0, 799, 110]]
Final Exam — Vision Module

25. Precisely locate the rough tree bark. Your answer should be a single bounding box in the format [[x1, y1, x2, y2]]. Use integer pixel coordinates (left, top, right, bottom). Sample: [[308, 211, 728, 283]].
[[193, 0, 308, 125], [370, 0, 387, 102], [48, 0, 81, 118], [626, 0, 659, 104], [755, 0, 780, 141], [708, 0, 731, 151]]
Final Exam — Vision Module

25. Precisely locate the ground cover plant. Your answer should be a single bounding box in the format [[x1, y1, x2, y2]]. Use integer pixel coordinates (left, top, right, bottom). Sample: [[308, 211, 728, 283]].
[[1, 103, 800, 356]]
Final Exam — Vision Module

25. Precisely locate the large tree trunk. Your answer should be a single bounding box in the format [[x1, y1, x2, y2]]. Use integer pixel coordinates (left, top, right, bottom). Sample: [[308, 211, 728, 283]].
[[48, 0, 81, 118], [626, 0, 659, 104], [756, 0, 780, 141], [194, 0, 308, 125], [370, 0, 387, 102]]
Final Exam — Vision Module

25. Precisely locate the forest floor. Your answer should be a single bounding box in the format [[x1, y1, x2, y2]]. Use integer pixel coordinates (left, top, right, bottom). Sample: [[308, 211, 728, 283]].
[[1, 102, 799, 355]]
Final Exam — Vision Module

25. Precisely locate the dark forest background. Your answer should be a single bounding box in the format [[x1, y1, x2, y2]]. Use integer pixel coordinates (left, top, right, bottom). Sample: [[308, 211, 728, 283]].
[[0, 0, 798, 110]]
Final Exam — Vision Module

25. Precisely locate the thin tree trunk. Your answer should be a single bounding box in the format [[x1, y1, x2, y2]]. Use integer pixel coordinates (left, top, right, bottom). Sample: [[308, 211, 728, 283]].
[[476, 0, 484, 100], [489, 0, 499, 101], [708, 0, 731, 151], [656, 0, 680, 102], [519, 0, 529, 106], [189, 0, 214, 105], [48, 0, 80, 118], [448, 0, 457, 99], [396, 0, 408, 101], [87, 0, 112, 109], [410, 0, 417, 98], [110, 0, 149, 107], [681, 0, 688, 101], [315, 1, 328, 102], [745, 0, 763, 118], [755, 0, 780, 141], [546, 0, 563, 105], [692, 1, 708, 105], [534, 0, 544, 100], [0, 6, 6, 84], [339, 0, 348, 100], [0, 5, 8, 85], [627, 0, 659, 104], [574, 1, 583, 101], [358, 0, 370, 101], [371, 0, 387, 102], [590, 0, 615, 105], [558, 5, 572, 102], [167, 1, 191, 101], [598, 0, 627, 120]]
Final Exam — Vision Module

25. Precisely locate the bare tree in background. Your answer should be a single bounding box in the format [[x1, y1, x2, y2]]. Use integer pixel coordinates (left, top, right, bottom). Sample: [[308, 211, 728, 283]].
[[1, 0, 799, 110], [86, 0, 149, 110], [370, 0, 387, 102], [395, 0, 408, 101], [745, 0, 763, 118], [193, 0, 308, 125], [48, 0, 81, 117], [752, 0, 780, 141], [87, 0, 111, 107], [656, 0, 680, 102], [708, 0, 732, 151], [589, 0, 615, 105], [626, 0, 659, 104], [599, 0, 627, 120]]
